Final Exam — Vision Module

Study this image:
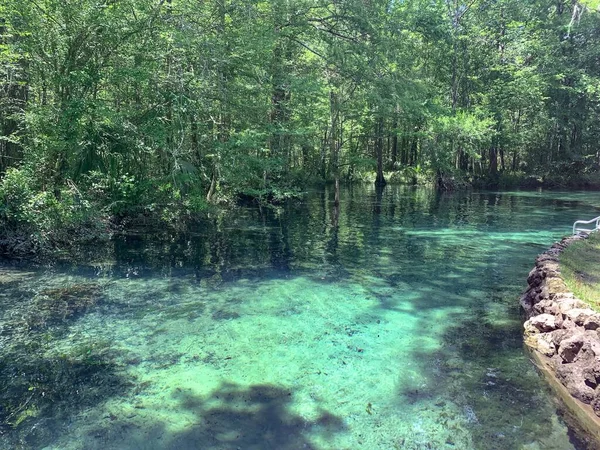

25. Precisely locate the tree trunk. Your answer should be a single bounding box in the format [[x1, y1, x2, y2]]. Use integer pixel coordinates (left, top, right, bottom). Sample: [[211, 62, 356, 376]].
[[489, 146, 498, 175], [391, 129, 398, 169], [269, 1, 291, 164], [0, 21, 27, 173], [329, 89, 339, 178], [206, 170, 217, 203], [375, 117, 386, 186]]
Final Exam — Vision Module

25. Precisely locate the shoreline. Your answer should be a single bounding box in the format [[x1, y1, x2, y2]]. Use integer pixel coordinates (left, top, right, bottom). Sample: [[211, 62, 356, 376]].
[[521, 234, 600, 448]]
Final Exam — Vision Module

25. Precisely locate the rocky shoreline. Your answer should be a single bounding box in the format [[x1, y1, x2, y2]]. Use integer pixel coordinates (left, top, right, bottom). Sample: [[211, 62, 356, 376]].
[[521, 234, 600, 436]]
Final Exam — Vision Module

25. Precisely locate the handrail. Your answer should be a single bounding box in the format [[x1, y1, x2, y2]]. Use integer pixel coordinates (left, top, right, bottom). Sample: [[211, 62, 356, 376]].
[[573, 215, 600, 235]]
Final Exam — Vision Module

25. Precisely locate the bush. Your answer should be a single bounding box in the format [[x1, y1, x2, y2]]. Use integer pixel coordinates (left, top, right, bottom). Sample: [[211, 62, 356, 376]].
[[84, 171, 150, 216], [387, 166, 433, 185], [0, 167, 36, 225], [496, 171, 528, 188], [0, 168, 109, 256]]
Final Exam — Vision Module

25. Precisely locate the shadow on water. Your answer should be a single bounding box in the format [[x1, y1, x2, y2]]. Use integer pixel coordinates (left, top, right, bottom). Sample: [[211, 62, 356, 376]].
[[88, 383, 345, 450]]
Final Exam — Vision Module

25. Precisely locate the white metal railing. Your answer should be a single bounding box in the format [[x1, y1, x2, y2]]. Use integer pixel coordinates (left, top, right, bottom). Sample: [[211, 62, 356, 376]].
[[573, 215, 600, 235]]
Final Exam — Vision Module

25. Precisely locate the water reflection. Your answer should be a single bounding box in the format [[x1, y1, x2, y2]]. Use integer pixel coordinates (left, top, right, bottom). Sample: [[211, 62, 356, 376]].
[[102, 186, 581, 280], [1, 185, 598, 449]]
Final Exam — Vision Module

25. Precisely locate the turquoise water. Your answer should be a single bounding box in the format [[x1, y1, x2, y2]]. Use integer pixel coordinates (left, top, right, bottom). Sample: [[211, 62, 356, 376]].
[[1, 186, 598, 449]]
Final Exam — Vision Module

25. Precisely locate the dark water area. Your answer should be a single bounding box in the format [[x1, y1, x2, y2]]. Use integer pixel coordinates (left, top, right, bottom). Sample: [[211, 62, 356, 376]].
[[1, 186, 599, 449]]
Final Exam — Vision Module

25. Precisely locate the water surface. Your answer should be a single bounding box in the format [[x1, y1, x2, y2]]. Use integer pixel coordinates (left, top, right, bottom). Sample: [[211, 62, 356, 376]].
[[1, 186, 598, 449]]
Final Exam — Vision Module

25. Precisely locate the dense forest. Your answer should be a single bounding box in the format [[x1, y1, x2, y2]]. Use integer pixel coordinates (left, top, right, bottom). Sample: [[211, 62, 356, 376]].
[[1, 0, 600, 254]]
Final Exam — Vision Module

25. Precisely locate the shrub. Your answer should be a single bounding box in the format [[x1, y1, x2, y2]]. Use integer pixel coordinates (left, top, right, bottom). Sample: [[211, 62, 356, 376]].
[[84, 171, 149, 216], [0, 168, 109, 256], [0, 167, 36, 225]]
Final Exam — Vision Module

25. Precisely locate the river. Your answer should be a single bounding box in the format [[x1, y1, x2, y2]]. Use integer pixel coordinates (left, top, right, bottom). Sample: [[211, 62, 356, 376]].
[[1, 186, 598, 449]]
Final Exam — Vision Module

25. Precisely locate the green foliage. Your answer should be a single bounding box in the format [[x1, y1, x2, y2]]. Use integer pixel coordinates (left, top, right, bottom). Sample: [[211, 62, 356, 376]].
[[0, 168, 84, 234], [0, 167, 35, 224], [1, 0, 600, 256], [495, 171, 529, 189], [0, 168, 108, 255], [388, 166, 433, 185], [84, 172, 147, 216], [427, 111, 494, 172]]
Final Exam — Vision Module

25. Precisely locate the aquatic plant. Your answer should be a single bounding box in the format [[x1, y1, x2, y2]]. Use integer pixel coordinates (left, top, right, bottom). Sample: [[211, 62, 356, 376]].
[[27, 283, 103, 329], [0, 338, 128, 448], [0, 278, 133, 449]]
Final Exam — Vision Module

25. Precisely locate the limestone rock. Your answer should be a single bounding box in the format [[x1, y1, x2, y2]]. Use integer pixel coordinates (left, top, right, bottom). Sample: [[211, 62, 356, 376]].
[[545, 277, 568, 295], [525, 314, 557, 333], [558, 333, 585, 363], [524, 320, 539, 336], [550, 329, 570, 347], [556, 361, 596, 404], [533, 299, 559, 315], [521, 235, 600, 416], [527, 268, 544, 287], [565, 308, 597, 326], [556, 297, 585, 314], [582, 360, 600, 389], [573, 334, 600, 363], [561, 318, 578, 330], [584, 314, 600, 331], [529, 314, 557, 332], [591, 389, 600, 416], [536, 253, 559, 266], [525, 332, 556, 357]]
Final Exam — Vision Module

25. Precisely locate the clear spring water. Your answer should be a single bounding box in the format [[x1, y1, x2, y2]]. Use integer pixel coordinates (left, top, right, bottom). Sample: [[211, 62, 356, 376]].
[[1, 186, 599, 450]]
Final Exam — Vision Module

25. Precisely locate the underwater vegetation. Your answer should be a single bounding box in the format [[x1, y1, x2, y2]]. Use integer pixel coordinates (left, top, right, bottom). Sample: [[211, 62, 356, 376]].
[[0, 281, 131, 449], [1, 187, 599, 449], [393, 303, 570, 450], [27, 283, 103, 329]]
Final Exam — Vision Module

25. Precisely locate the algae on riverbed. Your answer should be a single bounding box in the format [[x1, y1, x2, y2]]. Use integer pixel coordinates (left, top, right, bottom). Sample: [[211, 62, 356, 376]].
[[0, 280, 129, 448], [1, 187, 598, 449]]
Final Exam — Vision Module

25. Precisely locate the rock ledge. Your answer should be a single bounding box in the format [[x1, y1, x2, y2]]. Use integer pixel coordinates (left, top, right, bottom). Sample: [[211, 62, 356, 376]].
[[521, 234, 600, 418]]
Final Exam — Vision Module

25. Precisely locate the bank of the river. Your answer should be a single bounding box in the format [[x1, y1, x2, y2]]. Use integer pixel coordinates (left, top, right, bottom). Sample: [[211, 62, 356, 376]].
[[2, 175, 599, 263], [521, 233, 600, 447]]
